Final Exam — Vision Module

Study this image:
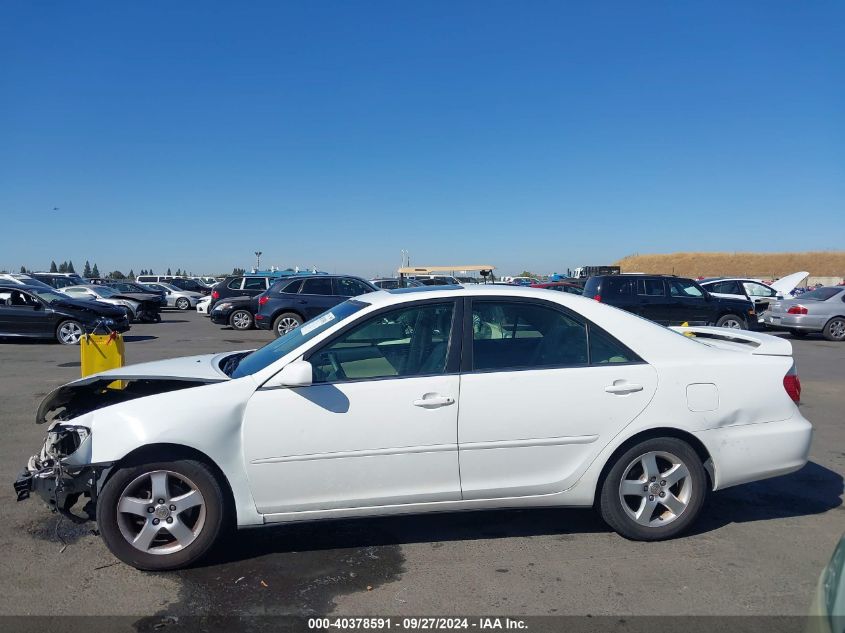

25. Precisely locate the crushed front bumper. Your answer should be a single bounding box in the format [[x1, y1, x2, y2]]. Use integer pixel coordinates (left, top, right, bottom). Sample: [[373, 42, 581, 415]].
[[14, 462, 111, 522]]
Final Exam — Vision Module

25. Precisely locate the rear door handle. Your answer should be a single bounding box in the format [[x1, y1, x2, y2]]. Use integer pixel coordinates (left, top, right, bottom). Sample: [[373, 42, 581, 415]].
[[413, 395, 455, 409], [605, 383, 643, 395]]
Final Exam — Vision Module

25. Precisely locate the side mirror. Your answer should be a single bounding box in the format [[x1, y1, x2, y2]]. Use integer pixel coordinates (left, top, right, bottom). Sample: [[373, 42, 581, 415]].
[[266, 359, 313, 388]]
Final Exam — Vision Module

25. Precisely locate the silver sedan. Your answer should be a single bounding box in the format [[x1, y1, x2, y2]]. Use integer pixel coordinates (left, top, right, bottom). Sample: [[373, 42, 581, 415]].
[[764, 286, 845, 341], [143, 283, 204, 310]]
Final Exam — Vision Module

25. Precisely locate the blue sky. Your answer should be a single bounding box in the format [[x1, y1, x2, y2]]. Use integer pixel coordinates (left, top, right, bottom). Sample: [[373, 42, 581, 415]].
[[1, 1, 842, 277]]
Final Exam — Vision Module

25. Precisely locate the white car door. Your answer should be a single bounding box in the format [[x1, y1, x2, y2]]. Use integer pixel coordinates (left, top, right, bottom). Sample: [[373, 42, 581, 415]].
[[242, 300, 462, 515], [458, 298, 658, 499]]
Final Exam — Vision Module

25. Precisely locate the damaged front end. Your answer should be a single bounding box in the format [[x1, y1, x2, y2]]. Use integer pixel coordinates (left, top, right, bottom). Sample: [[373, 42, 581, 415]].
[[14, 423, 112, 522], [15, 374, 218, 521]]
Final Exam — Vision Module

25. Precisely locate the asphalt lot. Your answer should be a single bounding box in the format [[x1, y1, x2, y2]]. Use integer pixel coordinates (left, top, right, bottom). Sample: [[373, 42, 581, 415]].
[[0, 311, 842, 618]]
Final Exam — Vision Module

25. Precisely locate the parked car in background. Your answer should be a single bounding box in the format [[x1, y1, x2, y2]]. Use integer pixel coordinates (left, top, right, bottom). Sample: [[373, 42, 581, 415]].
[[509, 276, 541, 286], [168, 278, 212, 295], [60, 285, 161, 322], [104, 282, 168, 308], [210, 275, 276, 309], [14, 284, 811, 570], [699, 272, 810, 323], [196, 295, 211, 316], [0, 273, 54, 289], [135, 275, 175, 285], [255, 275, 377, 336], [530, 281, 584, 295], [210, 296, 257, 330], [763, 287, 845, 341], [583, 275, 757, 329], [414, 275, 460, 286], [370, 278, 423, 290], [0, 284, 130, 344], [143, 283, 205, 310], [30, 272, 87, 289]]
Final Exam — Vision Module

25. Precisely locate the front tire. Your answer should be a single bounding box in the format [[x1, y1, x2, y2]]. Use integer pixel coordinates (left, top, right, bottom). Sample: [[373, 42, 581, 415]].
[[97, 459, 225, 571], [273, 312, 304, 338], [823, 317, 845, 342], [175, 297, 190, 311], [715, 314, 746, 329], [56, 320, 84, 345], [229, 309, 253, 330], [599, 437, 707, 541]]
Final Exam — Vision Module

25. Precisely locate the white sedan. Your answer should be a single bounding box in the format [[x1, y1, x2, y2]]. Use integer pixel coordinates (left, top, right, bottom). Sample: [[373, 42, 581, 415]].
[[15, 285, 812, 570]]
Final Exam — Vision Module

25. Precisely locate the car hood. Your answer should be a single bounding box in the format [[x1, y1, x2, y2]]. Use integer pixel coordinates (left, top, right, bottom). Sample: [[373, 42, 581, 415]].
[[35, 352, 243, 424], [769, 271, 810, 295], [53, 298, 127, 318]]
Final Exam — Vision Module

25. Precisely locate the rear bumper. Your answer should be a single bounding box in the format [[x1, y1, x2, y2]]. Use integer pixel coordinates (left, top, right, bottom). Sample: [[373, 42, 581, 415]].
[[694, 413, 813, 490], [763, 313, 825, 332]]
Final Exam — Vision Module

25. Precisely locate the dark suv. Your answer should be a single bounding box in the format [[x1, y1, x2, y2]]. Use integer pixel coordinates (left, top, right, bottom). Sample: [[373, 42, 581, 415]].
[[583, 275, 758, 329], [255, 275, 377, 336], [209, 275, 276, 308]]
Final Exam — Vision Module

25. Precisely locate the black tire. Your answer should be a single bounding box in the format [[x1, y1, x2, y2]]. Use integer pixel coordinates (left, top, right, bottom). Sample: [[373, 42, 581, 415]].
[[175, 297, 191, 311], [97, 459, 225, 571], [229, 309, 253, 330], [272, 312, 304, 338], [790, 329, 808, 338], [715, 314, 746, 330], [822, 317, 845, 342], [56, 319, 84, 345], [599, 437, 707, 541]]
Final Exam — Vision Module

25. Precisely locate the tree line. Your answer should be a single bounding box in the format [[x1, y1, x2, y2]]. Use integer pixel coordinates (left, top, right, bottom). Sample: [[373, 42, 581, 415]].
[[12, 261, 246, 280]]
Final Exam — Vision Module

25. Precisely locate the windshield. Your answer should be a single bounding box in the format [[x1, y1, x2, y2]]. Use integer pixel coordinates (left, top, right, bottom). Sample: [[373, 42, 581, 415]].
[[231, 300, 367, 378], [94, 286, 118, 297], [29, 288, 69, 304]]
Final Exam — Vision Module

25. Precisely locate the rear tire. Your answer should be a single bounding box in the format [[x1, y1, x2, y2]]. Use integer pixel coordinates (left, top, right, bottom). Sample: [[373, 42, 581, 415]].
[[273, 312, 304, 338], [97, 459, 225, 571], [175, 298, 190, 311], [822, 317, 845, 342], [715, 314, 746, 329], [599, 437, 707, 541], [229, 309, 253, 330]]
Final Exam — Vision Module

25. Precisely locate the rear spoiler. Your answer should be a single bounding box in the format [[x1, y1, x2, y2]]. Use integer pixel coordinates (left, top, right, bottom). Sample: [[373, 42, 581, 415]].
[[669, 326, 793, 356]]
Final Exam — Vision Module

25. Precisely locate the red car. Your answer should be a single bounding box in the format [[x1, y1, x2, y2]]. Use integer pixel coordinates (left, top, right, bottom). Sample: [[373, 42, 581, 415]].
[[529, 281, 584, 295]]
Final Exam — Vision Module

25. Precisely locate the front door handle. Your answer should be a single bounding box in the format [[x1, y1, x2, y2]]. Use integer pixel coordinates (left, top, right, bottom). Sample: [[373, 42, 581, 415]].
[[413, 394, 455, 409], [605, 383, 643, 395]]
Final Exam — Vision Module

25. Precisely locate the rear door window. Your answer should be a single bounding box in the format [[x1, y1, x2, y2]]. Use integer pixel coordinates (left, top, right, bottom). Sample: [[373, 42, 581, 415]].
[[637, 279, 666, 296], [242, 278, 267, 291], [301, 278, 334, 295], [668, 279, 704, 297]]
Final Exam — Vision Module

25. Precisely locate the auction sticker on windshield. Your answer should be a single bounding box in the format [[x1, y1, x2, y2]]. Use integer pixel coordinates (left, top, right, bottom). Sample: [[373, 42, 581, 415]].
[[300, 312, 336, 335]]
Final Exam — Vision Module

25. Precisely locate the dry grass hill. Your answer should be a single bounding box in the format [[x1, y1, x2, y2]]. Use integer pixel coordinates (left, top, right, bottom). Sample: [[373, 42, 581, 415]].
[[614, 251, 845, 279]]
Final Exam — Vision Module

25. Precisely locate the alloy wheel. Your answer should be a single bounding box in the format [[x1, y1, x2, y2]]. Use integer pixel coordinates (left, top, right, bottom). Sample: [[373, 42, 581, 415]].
[[232, 311, 251, 330], [277, 317, 300, 335], [58, 321, 83, 344], [116, 470, 206, 555], [721, 319, 742, 329], [618, 451, 692, 527], [829, 319, 845, 340]]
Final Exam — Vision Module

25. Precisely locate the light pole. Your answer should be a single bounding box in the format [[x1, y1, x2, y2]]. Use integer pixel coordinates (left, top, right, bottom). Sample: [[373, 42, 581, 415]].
[[254, 251, 262, 271]]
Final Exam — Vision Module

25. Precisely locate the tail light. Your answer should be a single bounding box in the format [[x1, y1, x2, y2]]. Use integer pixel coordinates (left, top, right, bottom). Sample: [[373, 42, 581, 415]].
[[258, 295, 269, 306], [211, 290, 219, 300], [787, 305, 808, 315], [783, 364, 801, 403], [593, 295, 601, 302]]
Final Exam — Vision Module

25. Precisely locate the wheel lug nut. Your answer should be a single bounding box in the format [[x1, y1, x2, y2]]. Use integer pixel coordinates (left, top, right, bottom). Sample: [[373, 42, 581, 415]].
[[659, 492, 665, 498], [152, 518, 160, 525], [169, 505, 176, 511], [648, 495, 654, 501], [660, 480, 666, 486], [157, 498, 165, 504], [643, 486, 648, 492], [147, 507, 155, 513], [166, 517, 173, 524], [650, 476, 656, 482]]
